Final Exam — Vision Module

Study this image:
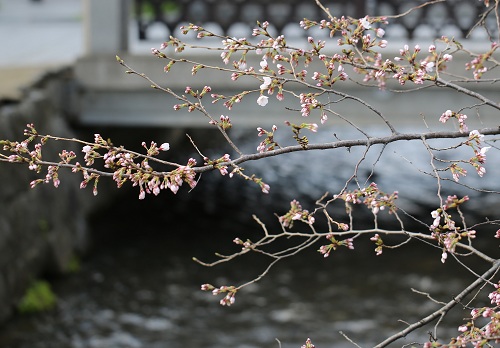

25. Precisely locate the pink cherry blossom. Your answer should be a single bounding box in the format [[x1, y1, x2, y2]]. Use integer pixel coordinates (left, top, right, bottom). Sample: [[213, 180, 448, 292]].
[[159, 143, 170, 151], [82, 145, 92, 153], [442, 53, 453, 61], [259, 59, 268, 72], [257, 95, 269, 106], [260, 76, 272, 90], [469, 129, 484, 142], [359, 16, 371, 29], [441, 251, 448, 263]]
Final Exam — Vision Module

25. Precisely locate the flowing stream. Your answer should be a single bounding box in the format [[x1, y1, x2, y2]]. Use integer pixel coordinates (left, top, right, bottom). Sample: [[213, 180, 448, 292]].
[[0, 124, 498, 347]]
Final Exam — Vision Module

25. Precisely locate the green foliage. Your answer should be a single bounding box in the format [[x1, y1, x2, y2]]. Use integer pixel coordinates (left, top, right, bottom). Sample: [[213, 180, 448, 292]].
[[139, 1, 178, 18], [66, 254, 81, 274], [38, 218, 52, 243], [18, 280, 57, 314]]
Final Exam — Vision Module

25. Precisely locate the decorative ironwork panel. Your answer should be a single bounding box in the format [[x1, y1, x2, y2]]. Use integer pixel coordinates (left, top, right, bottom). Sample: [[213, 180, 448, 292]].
[[134, 0, 366, 39], [135, 0, 496, 40], [370, 0, 497, 39]]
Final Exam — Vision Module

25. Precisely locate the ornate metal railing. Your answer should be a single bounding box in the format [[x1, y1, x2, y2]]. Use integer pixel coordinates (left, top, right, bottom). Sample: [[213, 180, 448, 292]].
[[135, 0, 496, 40], [134, 0, 366, 39], [373, 0, 497, 39]]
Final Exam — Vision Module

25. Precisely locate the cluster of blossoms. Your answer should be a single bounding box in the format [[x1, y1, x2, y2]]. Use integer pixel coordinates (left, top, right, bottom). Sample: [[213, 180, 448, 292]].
[[392, 43, 451, 85], [370, 233, 384, 256], [154, 12, 469, 135], [93, 138, 196, 199], [220, 36, 252, 65], [202, 153, 270, 193], [283, 121, 319, 149], [172, 86, 212, 113], [489, 282, 500, 306], [285, 121, 318, 133], [334, 182, 399, 216], [2, 124, 69, 190], [256, 125, 279, 153], [428, 195, 478, 263], [137, 160, 197, 199], [200, 284, 237, 306], [208, 115, 232, 130], [204, 153, 232, 176], [27, 165, 63, 190], [5, 124, 201, 199], [278, 199, 316, 228], [229, 63, 255, 80], [252, 176, 270, 194], [318, 233, 354, 258], [299, 93, 321, 118], [437, 109, 491, 181], [183, 85, 212, 99], [301, 15, 390, 91], [256, 72, 285, 105], [467, 130, 491, 178], [232, 237, 254, 251], [439, 109, 468, 133], [3, 124, 42, 167], [465, 41, 498, 79], [359, 52, 394, 89], [76, 165, 100, 196], [301, 338, 315, 348], [426, 283, 500, 347], [301, 15, 388, 50], [210, 91, 247, 110], [445, 130, 491, 182], [255, 57, 292, 106], [429, 195, 468, 231], [312, 53, 348, 88], [300, 15, 454, 91]]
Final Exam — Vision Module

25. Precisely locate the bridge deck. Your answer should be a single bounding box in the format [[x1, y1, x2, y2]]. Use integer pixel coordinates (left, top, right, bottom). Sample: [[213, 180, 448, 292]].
[[75, 46, 499, 129]]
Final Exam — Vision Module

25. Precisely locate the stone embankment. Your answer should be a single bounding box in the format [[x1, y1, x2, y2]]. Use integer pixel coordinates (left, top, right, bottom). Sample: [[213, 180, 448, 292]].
[[0, 68, 95, 323]]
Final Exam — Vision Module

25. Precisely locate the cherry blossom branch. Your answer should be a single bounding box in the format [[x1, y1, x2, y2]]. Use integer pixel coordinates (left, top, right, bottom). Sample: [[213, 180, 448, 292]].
[[314, 0, 334, 22], [384, 0, 447, 19], [374, 259, 500, 348], [197, 224, 496, 268], [32, 133, 181, 167], [435, 77, 500, 111], [1, 1, 499, 346], [219, 127, 500, 171], [117, 57, 244, 156], [6, 125, 498, 179]]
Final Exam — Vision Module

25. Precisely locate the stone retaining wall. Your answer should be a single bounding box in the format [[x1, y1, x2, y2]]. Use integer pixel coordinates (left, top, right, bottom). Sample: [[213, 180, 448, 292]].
[[0, 68, 94, 323]]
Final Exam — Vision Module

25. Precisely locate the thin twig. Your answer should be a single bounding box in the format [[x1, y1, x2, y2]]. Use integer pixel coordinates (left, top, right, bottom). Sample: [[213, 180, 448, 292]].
[[411, 288, 447, 305], [339, 331, 362, 348], [385, 0, 447, 19]]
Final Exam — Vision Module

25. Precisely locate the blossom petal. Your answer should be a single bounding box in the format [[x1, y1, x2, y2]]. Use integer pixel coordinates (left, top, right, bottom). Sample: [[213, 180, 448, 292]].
[[257, 95, 269, 107]]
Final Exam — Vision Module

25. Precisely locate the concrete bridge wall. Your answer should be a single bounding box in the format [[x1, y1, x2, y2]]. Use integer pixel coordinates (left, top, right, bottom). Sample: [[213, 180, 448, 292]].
[[73, 0, 499, 130], [74, 47, 499, 131]]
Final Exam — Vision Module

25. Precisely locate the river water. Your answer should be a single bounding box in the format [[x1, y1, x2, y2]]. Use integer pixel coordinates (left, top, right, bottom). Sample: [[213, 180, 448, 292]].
[[0, 213, 480, 348], [0, 125, 497, 347]]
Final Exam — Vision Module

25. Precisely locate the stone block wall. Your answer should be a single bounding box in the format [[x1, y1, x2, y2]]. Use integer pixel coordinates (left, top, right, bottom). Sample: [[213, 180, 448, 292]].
[[0, 68, 94, 323]]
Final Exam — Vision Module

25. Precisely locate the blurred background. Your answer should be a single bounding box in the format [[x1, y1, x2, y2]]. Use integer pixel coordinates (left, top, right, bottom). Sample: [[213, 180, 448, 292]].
[[0, 1, 498, 347], [0, 0, 83, 99]]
